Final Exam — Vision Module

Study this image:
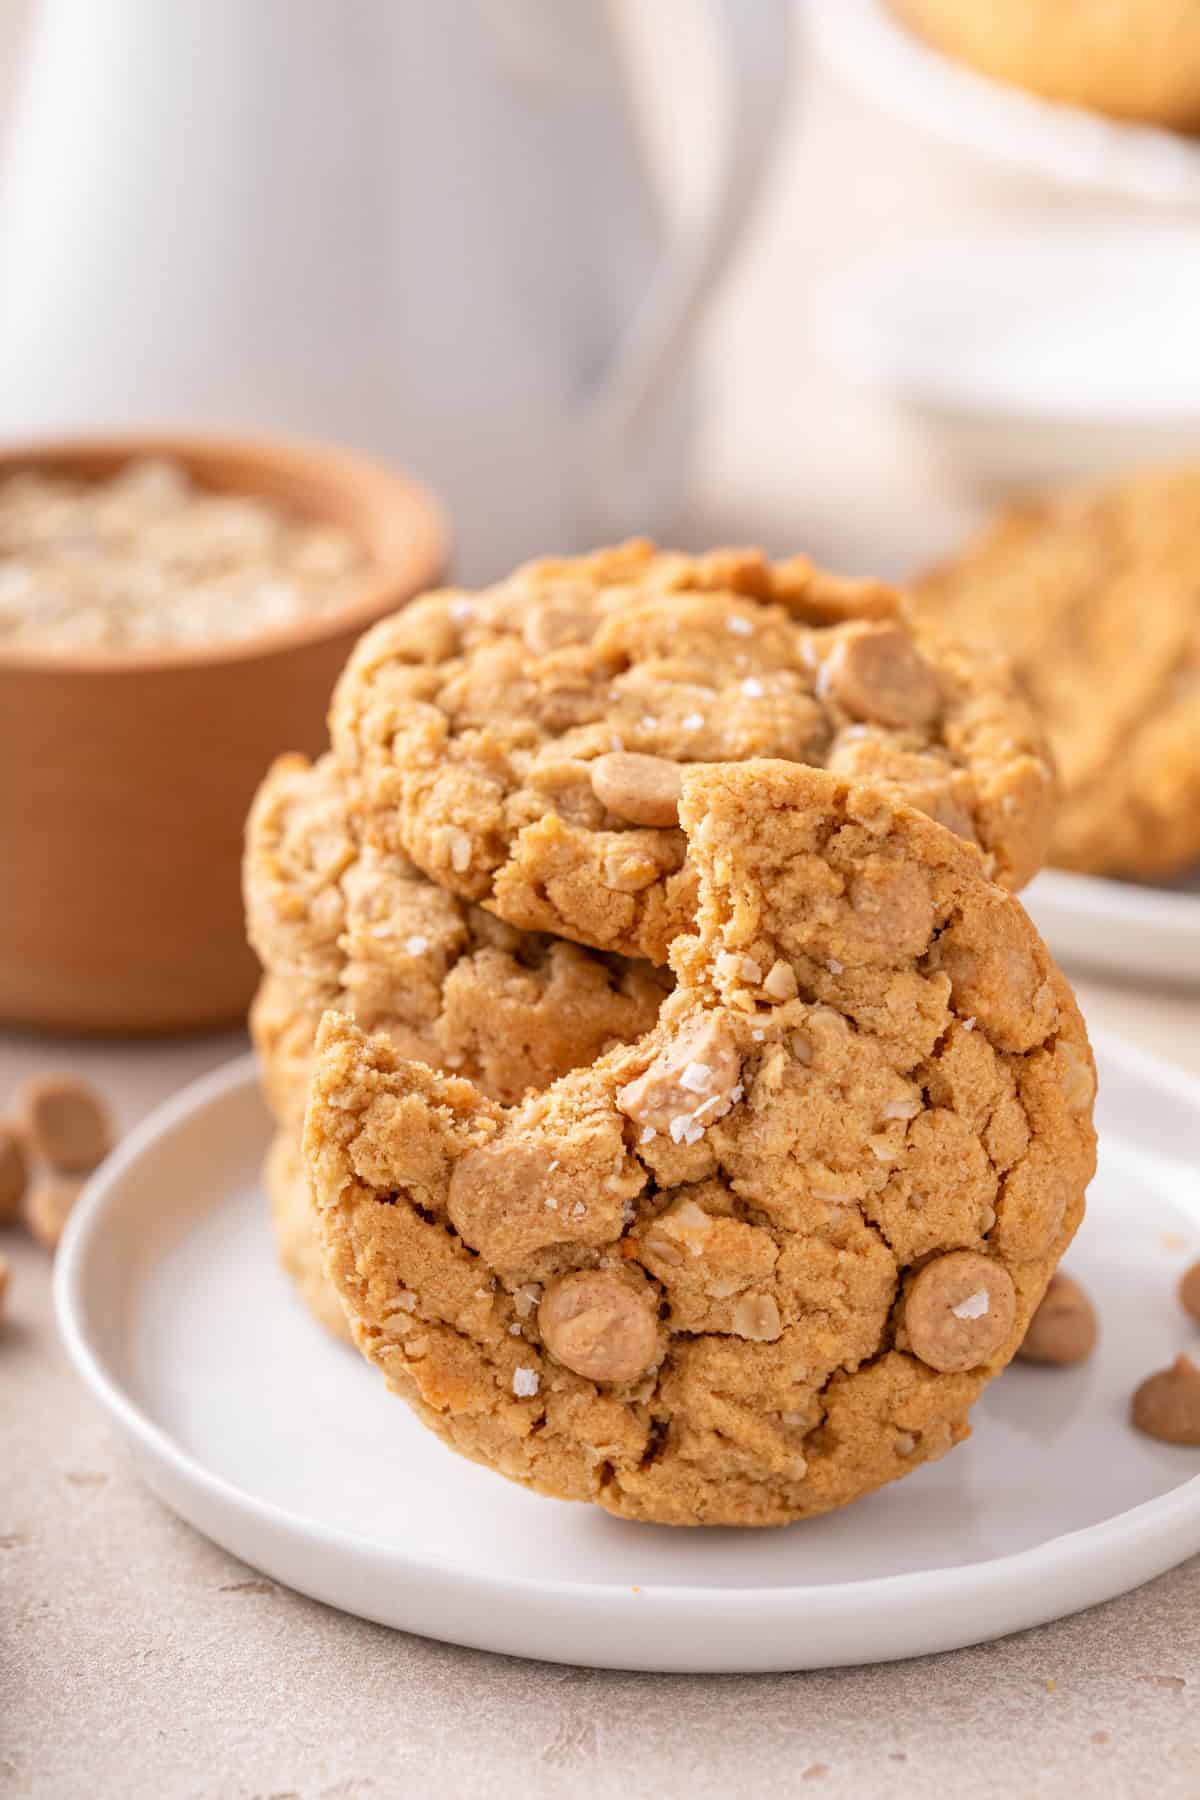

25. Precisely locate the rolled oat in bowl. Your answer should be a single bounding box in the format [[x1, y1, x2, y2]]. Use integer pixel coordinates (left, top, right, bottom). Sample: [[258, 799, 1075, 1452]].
[[0, 458, 367, 653]]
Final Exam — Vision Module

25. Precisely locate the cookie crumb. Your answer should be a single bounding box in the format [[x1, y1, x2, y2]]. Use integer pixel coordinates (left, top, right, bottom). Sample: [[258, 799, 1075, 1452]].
[[763, 959, 798, 1002]]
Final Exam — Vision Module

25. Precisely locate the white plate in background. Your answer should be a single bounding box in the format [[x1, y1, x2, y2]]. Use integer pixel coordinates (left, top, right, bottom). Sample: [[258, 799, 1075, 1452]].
[[55, 1046, 1200, 1673], [810, 0, 1200, 207], [811, 226, 1200, 491], [1025, 868, 1200, 989]]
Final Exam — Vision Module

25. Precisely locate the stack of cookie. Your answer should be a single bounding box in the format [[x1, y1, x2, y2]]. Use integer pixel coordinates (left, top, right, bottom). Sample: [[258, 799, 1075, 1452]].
[[244, 542, 1097, 1527]]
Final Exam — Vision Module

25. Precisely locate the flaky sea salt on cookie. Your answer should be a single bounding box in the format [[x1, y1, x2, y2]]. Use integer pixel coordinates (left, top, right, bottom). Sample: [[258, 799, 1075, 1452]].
[[305, 760, 1094, 1528], [329, 541, 1054, 965]]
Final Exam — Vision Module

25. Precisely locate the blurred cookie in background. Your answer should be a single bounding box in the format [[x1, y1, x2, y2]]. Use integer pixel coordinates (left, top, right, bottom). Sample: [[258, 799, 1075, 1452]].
[[914, 466, 1200, 882], [888, 0, 1200, 133]]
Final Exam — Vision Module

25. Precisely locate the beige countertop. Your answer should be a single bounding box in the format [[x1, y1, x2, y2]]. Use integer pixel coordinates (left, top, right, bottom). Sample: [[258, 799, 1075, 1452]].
[[5, 23, 1200, 1800]]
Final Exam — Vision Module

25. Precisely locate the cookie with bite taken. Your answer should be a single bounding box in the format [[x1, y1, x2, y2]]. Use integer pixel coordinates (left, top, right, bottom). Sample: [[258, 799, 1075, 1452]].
[[305, 760, 1095, 1527]]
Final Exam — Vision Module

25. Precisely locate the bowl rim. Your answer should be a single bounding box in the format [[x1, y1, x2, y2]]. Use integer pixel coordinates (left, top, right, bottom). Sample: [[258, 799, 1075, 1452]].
[[0, 430, 451, 672]]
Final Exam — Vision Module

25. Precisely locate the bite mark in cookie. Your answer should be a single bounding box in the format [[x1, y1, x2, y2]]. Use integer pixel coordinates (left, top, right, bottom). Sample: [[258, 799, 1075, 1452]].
[[245, 753, 670, 1337]]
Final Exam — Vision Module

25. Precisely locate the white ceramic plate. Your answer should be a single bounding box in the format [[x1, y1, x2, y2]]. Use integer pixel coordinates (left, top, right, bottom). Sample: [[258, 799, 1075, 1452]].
[[810, 0, 1200, 207], [1026, 868, 1200, 988], [56, 1045, 1200, 1674], [811, 225, 1200, 491]]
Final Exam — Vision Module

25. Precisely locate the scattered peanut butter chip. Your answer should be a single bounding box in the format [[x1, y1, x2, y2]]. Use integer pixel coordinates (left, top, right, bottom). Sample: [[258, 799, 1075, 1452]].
[[904, 1249, 1016, 1373], [0, 1123, 29, 1224], [821, 622, 941, 728], [1131, 1354, 1200, 1446], [537, 1270, 658, 1384], [1017, 1272, 1097, 1367], [1180, 1261, 1200, 1324], [590, 752, 683, 829], [19, 1075, 113, 1174], [23, 1176, 84, 1251]]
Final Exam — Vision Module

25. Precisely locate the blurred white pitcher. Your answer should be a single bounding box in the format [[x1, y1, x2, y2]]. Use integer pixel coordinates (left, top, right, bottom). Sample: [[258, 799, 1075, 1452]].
[[0, 0, 791, 578]]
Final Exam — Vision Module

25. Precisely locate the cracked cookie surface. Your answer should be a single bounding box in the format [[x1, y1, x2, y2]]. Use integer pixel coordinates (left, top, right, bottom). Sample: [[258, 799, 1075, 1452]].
[[245, 753, 669, 1332], [915, 467, 1200, 879], [305, 760, 1095, 1527], [329, 541, 1053, 964]]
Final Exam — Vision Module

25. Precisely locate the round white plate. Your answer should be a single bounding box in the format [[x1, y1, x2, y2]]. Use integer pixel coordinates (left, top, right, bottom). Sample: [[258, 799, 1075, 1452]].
[[1026, 868, 1200, 988], [56, 1044, 1200, 1673], [811, 225, 1200, 491], [810, 0, 1200, 208]]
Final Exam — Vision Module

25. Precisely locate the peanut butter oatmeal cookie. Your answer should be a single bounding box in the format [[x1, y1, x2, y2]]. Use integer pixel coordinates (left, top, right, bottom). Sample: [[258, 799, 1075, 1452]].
[[915, 468, 1200, 880], [306, 760, 1095, 1527], [329, 542, 1053, 965], [245, 753, 669, 1332]]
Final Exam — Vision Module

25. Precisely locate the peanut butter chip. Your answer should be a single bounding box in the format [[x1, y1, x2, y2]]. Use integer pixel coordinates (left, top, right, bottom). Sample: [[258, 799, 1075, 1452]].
[[20, 1075, 112, 1174], [822, 623, 941, 728], [1131, 1354, 1200, 1446], [1179, 1261, 1200, 1324], [905, 1250, 1016, 1373], [23, 1176, 83, 1251], [1017, 1272, 1097, 1366], [616, 1013, 742, 1139], [537, 1271, 658, 1384], [0, 1123, 29, 1224], [590, 752, 683, 829]]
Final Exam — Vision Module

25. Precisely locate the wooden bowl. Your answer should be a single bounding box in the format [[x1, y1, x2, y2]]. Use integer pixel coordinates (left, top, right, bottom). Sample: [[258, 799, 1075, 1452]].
[[0, 434, 448, 1033]]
